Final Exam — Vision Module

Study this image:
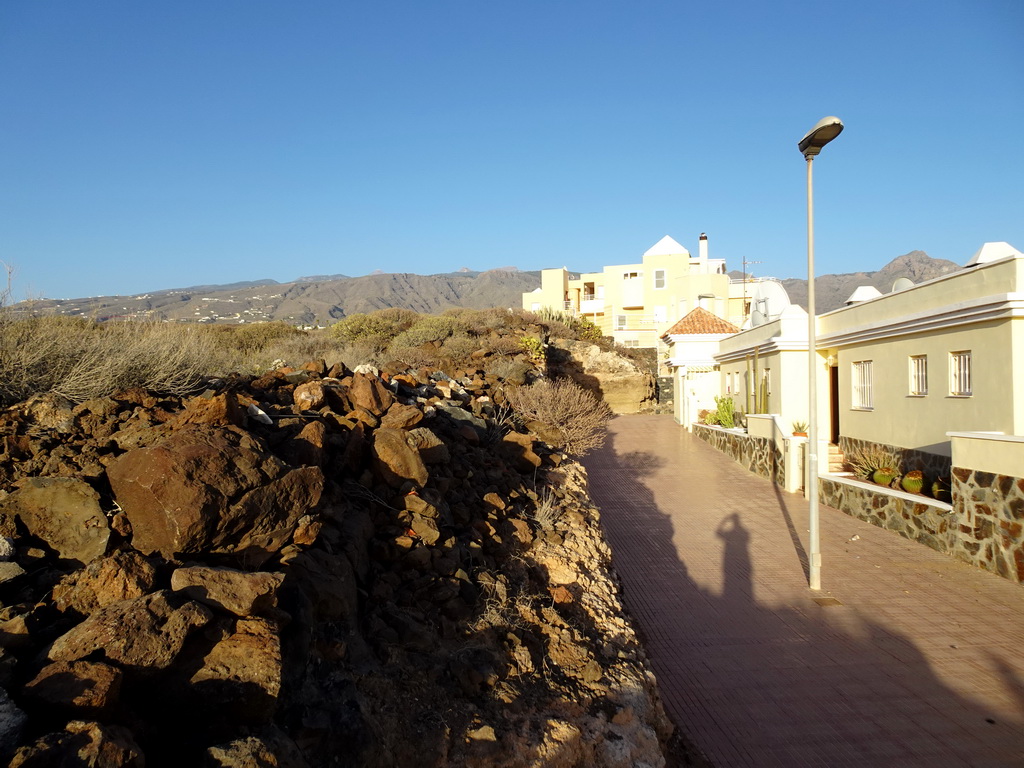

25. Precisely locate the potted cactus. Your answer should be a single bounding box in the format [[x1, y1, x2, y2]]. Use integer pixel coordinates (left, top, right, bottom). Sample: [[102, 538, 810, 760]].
[[792, 420, 808, 437], [901, 470, 925, 494]]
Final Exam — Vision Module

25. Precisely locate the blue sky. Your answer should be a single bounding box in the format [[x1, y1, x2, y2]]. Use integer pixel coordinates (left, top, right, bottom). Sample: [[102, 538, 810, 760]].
[[1, 0, 1021, 300]]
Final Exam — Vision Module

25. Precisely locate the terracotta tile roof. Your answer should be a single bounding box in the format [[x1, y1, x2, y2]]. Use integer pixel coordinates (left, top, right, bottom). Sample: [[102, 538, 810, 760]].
[[662, 307, 740, 336]]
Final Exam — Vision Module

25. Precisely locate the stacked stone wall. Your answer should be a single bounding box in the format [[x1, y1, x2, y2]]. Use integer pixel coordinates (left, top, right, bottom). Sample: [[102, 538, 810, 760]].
[[951, 467, 1024, 583], [818, 476, 954, 554], [693, 424, 784, 486]]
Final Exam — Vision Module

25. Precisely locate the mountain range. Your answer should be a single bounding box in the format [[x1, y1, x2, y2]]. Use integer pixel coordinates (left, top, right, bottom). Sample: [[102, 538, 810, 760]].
[[18, 251, 961, 326]]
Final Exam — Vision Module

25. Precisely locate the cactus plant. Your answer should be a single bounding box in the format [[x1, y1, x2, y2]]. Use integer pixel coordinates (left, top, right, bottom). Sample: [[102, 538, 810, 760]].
[[932, 477, 952, 502], [872, 467, 900, 487], [901, 470, 925, 494]]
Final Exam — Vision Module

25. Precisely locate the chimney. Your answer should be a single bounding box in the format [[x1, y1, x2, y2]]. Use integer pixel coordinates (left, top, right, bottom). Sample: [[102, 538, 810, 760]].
[[698, 232, 708, 263]]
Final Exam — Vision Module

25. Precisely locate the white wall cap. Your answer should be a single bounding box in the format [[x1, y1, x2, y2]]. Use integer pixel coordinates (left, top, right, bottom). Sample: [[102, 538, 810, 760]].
[[779, 304, 808, 318]]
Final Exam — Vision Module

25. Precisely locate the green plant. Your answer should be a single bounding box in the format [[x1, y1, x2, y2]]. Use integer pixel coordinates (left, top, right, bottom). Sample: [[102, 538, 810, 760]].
[[792, 420, 808, 434], [329, 308, 420, 348], [901, 470, 925, 494], [389, 314, 470, 349], [504, 377, 611, 456], [932, 477, 952, 503], [701, 410, 719, 425], [872, 467, 900, 487], [714, 396, 735, 429], [846, 444, 903, 481], [518, 336, 545, 363]]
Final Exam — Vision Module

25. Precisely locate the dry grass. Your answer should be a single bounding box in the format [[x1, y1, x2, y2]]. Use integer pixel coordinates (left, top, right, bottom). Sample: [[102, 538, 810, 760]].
[[504, 377, 611, 456], [0, 316, 222, 405]]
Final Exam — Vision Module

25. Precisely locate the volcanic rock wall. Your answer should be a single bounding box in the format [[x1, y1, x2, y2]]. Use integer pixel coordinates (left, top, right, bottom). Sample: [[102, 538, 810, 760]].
[[0, 360, 671, 766]]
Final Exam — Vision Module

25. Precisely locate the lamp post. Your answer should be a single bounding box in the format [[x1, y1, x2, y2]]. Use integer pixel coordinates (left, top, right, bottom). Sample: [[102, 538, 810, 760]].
[[798, 116, 843, 591]]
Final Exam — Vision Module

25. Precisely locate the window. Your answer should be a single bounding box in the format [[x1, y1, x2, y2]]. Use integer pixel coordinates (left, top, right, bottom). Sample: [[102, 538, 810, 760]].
[[622, 339, 640, 348], [764, 368, 772, 395], [852, 360, 873, 409], [654, 269, 666, 289], [726, 372, 733, 394], [909, 355, 928, 395], [623, 271, 640, 281], [950, 351, 972, 396], [615, 315, 627, 330]]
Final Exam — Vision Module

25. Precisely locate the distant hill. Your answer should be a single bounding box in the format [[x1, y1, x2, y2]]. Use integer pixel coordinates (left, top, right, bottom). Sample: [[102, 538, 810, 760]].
[[776, 250, 960, 313], [18, 250, 961, 326], [21, 269, 543, 326]]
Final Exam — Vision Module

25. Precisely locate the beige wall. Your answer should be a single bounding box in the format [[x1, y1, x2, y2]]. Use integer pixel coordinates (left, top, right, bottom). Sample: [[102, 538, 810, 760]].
[[832, 320, 1016, 455], [521, 238, 738, 347], [950, 433, 1024, 476]]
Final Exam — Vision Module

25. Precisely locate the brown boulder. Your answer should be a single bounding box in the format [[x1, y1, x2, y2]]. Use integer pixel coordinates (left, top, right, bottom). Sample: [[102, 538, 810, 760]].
[[406, 427, 450, 464], [49, 591, 212, 674], [188, 617, 281, 724], [171, 566, 284, 617], [283, 420, 327, 468], [380, 404, 423, 430], [23, 661, 122, 715], [372, 428, 429, 488], [348, 373, 394, 416], [53, 550, 158, 616], [498, 432, 542, 472], [1, 478, 110, 565], [10, 720, 144, 767], [207, 728, 309, 768], [106, 427, 323, 563], [293, 381, 327, 412], [174, 391, 246, 429]]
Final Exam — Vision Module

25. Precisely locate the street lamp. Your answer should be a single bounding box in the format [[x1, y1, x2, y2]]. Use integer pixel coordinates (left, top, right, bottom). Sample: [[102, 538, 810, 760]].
[[798, 115, 843, 591]]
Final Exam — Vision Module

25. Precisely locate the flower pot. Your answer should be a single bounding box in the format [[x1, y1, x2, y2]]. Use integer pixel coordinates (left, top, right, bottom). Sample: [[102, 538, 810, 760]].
[[793, 431, 807, 437]]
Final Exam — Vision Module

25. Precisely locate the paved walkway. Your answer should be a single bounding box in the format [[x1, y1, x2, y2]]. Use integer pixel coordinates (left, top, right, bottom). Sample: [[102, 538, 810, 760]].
[[583, 415, 1024, 768]]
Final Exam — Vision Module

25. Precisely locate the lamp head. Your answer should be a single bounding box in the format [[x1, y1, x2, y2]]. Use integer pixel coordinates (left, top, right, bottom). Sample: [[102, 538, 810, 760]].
[[798, 116, 844, 158]]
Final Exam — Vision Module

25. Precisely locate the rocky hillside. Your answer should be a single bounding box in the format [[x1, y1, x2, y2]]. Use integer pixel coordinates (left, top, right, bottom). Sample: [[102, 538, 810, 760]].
[[0, 348, 670, 765], [777, 250, 960, 313], [20, 269, 542, 327]]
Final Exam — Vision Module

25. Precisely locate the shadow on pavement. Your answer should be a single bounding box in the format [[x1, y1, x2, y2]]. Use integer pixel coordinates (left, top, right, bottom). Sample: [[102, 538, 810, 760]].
[[584, 426, 1024, 767]]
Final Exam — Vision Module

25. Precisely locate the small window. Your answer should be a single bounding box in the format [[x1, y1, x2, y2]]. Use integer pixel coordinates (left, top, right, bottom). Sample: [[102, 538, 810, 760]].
[[654, 269, 666, 289], [623, 271, 641, 281], [615, 315, 627, 330], [764, 368, 771, 396], [950, 351, 972, 396], [852, 360, 873, 409], [622, 339, 640, 348], [909, 355, 928, 396], [726, 372, 733, 394]]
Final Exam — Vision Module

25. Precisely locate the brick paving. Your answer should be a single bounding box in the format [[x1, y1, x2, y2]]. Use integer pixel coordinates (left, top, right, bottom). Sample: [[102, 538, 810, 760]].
[[583, 415, 1024, 767]]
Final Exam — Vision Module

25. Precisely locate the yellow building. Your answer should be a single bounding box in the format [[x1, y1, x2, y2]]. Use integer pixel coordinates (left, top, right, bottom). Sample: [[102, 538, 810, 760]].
[[522, 235, 749, 348]]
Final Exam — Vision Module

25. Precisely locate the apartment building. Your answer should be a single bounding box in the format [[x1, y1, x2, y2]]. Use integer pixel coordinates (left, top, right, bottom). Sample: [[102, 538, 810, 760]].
[[522, 234, 749, 348]]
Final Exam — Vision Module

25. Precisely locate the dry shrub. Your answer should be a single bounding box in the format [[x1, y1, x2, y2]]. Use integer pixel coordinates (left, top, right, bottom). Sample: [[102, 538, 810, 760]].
[[0, 317, 221, 405], [485, 357, 534, 386], [330, 308, 421, 350], [504, 377, 611, 456]]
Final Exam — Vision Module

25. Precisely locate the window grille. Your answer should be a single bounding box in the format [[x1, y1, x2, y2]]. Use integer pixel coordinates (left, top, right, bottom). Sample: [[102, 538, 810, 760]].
[[909, 355, 928, 395], [950, 351, 972, 396], [654, 269, 666, 289], [615, 315, 627, 330], [852, 360, 873, 409]]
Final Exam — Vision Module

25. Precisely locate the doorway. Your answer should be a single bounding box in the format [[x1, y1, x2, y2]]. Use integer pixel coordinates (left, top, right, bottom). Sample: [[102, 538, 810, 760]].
[[829, 365, 840, 444]]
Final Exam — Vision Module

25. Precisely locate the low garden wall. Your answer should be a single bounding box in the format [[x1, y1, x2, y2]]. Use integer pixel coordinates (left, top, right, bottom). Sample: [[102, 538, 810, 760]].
[[818, 474, 954, 554], [949, 433, 1024, 583], [693, 423, 785, 487], [838, 436, 951, 479]]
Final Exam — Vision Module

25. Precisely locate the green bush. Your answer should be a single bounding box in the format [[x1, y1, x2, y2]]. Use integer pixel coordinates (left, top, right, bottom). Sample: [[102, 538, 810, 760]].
[[330, 308, 420, 348], [389, 315, 470, 349]]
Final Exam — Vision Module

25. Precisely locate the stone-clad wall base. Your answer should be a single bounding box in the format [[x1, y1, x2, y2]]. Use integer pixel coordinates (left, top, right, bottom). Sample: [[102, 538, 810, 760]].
[[818, 476, 955, 555], [951, 467, 1024, 583], [693, 424, 784, 486]]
